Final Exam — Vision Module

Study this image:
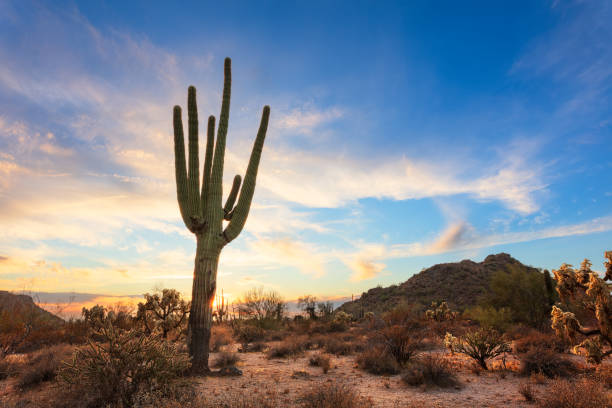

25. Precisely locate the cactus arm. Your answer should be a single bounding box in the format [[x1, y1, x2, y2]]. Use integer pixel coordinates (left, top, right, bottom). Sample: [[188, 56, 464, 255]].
[[201, 115, 215, 217], [209, 57, 232, 228], [223, 105, 270, 244], [223, 175, 241, 220], [173, 106, 193, 230], [187, 86, 201, 219]]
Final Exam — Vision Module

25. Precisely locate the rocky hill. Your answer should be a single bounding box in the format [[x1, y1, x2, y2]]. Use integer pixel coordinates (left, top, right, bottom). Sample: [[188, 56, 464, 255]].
[[337, 253, 541, 316], [0, 290, 64, 326]]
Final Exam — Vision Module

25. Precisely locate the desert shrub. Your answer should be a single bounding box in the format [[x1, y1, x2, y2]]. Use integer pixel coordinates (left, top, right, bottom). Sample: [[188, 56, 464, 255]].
[[212, 351, 240, 368], [356, 346, 400, 375], [466, 306, 514, 332], [513, 329, 566, 354], [59, 324, 189, 407], [309, 353, 331, 373], [323, 337, 355, 355], [447, 328, 510, 370], [210, 325, 233, 352], [401, 354, 460, 389], [62, 318, 89, 345], [299, 382, 373, 408], [519, 347, 576, 378], [267, 337, 304, 359], [535, 378, 610, 408], [377, 324, 423, 365], [551, 253, 612, 364], [233, 323, 265, 350], [518, 382, 535, 402], [17, 345, 72, 390]]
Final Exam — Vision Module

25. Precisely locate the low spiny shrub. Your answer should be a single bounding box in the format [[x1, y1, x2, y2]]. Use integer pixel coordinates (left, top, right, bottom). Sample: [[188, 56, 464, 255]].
[[519, 346, 576, 378], [59, 324, 189, 407]]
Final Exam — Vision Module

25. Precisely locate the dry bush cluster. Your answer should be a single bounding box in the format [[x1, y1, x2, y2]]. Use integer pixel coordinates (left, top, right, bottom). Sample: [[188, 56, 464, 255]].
[[519, 346, 576, 378], [401, 354, 461, 389], [535, 378, 610, 408]]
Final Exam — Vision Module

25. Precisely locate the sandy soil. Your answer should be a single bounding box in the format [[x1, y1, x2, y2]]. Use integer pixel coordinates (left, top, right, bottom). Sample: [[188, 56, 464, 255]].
[[200, 345, 544, 408]]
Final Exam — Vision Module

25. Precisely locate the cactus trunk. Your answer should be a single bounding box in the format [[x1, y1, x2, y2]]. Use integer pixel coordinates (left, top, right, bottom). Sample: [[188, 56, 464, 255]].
[[172, 57, 270, 374], [188, 237, 219, 371]]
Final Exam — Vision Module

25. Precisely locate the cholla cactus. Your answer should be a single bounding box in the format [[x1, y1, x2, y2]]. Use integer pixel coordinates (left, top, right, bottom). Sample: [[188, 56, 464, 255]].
[[443, 332, 456, 355], [550, 251, 612, 364], [172, 58, 270, 372], [334, 311, 353, 324], [425, 301, 458, 322]]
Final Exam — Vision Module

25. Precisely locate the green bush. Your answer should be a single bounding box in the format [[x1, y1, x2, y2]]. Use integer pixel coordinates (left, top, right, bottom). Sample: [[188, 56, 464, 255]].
[[466, 306, 513, 332], [480, 265, 555, 329], [447, 328, 510, 370]]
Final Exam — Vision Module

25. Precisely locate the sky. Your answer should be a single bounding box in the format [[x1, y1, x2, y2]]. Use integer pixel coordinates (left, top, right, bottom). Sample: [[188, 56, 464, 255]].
[[0, 0, 611, 315]]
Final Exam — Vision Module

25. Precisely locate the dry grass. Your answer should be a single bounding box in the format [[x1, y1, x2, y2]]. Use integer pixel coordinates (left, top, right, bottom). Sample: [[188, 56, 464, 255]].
[[535, 378, 610, 408], [401, 354, 461, 389], [267, 337, 305, 359], [299, 382, 373, 408], [356, 346, 400, 375]]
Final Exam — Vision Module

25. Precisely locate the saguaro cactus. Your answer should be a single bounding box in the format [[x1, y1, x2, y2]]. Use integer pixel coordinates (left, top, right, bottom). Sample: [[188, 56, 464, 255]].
[[173, 57, 270, 372]]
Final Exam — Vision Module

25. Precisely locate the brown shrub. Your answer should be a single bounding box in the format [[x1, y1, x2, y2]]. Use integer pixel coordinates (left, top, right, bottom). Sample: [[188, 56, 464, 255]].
[[233, 323, 265, 348], [519, 347, 576, 378], [356, 347, 400, 375], [402, 354, 461, 389], [536, 378, 610, 408], [267, 337, 305, 359], [210, 325, 233, 352], [323, 337, 355, 355], [299, 382, 373, 408], [212, 351, 241, 368], [513, 330, 566, 354], [17, 344, 72, 390], [518, 382, 535, 402], [309, 353, 331, 373], [377, 324, 423, 365]]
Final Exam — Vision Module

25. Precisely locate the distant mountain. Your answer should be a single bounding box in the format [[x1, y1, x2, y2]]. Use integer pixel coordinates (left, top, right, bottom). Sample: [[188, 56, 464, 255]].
[[337, 253, 541, 316], [0, 290, 64, 326]]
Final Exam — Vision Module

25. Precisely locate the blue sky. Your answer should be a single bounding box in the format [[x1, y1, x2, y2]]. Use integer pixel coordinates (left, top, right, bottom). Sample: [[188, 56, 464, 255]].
[[0, 0, 610, 309]]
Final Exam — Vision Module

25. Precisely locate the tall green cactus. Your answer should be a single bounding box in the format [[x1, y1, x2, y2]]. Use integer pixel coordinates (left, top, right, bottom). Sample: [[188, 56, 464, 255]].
[[173, 57, 270, 372]]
